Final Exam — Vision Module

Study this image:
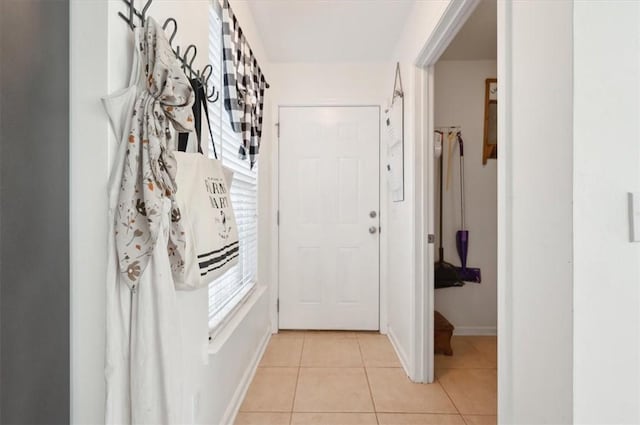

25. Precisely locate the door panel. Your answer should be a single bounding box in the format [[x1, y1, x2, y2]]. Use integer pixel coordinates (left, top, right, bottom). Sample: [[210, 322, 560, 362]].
[[279, 106, 380, 330]]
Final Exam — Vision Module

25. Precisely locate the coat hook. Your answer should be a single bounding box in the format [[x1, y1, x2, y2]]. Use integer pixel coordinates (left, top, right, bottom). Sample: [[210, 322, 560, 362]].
[[117, 0, 136, 29], [141, 0, 153, 22], [198, 64, 219, 103], [200, 64, 212, 90], [200, 64, 212, 86], [208, 88, 219, 103], [129, 0, 135, 29], [206, 83, 219, 103], [199, 64, 211, 89], [182, 45, 197, 78], [162, 17, 178, 47]]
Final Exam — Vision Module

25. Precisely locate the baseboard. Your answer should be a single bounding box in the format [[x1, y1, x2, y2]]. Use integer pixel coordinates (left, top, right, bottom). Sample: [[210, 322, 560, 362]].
[[386, 326, 411, 377], [219, 325, 272, 425], [453, 326, 497, 336]]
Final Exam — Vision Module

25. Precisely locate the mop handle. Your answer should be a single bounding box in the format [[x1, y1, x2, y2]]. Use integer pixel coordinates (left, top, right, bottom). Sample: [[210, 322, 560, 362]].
[[457, 132, 465, 229], [439, 140, 445, 253], [445, 131, 456, 191]]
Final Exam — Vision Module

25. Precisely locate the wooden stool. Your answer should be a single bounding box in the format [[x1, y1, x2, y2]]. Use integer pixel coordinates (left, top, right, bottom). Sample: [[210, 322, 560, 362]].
[[434, 311, 454, 356]]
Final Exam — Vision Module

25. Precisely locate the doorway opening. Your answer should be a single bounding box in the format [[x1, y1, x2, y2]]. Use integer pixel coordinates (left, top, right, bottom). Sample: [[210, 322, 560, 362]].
[[431, 2, 498, 415], [413, 0, 499, 413], [432, 0, 498, 355]]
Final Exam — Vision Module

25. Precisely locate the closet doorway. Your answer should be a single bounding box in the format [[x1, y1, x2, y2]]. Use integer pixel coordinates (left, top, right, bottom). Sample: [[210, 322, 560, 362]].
[[433, 0, 498, 337], [414, 0, 499, 391], [277, 106, 380, 331]]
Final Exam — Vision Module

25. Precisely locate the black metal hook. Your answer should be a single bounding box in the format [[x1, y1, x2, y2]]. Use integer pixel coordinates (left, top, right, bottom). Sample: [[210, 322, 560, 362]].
[[197, 65, 219, 104], [128, 0, 135, 29], [117, 0, 225, 105], [198, 64, 212, 92], [117, 0, 136, 29], [200, 64, 212, 86], [162, 17, 178, 47], [208, 88, 220, 103], [182, 45, 197, 78], [206, 82, 219, 103], [141, 0, 153, 22]]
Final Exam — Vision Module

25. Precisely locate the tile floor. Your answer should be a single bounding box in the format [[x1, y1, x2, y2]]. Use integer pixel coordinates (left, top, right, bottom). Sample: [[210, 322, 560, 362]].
[[236, 332, 497, 425]]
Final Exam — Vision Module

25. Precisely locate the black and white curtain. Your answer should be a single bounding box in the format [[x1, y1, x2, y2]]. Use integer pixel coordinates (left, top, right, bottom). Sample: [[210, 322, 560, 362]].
[[221, 0, 267, 169]]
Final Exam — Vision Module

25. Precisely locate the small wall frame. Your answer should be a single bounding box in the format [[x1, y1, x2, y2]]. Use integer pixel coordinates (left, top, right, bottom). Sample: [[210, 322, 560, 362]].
[[482, 78, 498, 165]]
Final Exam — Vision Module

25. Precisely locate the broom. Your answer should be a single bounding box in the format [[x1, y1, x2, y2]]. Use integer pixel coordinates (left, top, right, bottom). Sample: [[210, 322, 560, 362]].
[[435, 131, 464, 289]]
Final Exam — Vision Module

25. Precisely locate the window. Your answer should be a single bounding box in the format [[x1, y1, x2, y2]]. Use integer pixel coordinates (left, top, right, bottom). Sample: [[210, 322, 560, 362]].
[[206, 5, 258, 332]]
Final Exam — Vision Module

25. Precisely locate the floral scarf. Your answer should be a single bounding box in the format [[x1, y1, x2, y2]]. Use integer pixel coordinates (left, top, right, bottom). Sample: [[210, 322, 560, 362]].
[[116, 18, 195, 289]]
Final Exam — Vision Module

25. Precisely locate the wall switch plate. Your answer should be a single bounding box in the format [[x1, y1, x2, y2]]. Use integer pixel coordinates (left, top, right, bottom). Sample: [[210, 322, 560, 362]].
[[629, 192, 640, 242]]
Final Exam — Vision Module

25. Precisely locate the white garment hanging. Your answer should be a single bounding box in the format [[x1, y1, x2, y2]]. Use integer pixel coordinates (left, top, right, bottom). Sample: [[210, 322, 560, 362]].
[[103, 27, 184, 425]]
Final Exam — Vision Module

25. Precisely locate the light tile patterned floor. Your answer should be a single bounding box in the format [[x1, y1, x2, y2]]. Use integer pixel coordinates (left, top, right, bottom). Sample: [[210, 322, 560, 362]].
[[236, 332, 497, 425]]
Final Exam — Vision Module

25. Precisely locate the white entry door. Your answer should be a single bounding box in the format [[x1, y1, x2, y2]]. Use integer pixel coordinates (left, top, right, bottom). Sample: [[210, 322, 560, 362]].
[[278, 106, 380, 330]]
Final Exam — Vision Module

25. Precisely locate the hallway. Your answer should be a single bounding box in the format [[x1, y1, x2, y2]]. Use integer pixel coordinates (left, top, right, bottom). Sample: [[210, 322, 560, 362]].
[[235, 332, 496, 425]]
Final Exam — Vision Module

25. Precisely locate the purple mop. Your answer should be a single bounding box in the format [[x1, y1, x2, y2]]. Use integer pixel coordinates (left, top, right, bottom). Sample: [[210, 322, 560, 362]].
[[455, 132, 481, 283]]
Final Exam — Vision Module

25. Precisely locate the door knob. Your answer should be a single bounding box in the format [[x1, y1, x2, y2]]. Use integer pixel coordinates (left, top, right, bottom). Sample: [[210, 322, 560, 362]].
[[369, 211, 377, 218], [369, 226, 377, 234]]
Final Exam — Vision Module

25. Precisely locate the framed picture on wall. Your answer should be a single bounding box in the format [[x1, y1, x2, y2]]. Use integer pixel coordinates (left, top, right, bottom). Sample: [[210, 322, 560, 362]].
[[483, 78, 498, 165]]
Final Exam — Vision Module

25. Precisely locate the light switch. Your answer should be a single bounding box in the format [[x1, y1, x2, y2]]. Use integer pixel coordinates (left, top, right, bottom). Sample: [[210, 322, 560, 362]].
[[629, 192, 640, 242]]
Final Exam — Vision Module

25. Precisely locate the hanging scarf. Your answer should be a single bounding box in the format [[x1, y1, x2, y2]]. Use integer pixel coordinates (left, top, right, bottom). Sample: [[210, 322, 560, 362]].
[[221, 0, 267, 168], [115, 17, 195, 289]]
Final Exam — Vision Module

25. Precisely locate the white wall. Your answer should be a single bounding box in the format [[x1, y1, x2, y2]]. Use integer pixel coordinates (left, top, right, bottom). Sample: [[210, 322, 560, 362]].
[[499, 1, 574, 423], [501, 2, 640, 423], [269, 63, 390, 105], [70, 1, 273, 424], [388, 0, 451, 380], [434, 60, 497, 335], [573, 2, 640, 423]]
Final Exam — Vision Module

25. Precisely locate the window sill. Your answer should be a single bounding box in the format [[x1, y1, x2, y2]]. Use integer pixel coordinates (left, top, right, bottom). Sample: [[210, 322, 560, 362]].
[[208, 284, 266, 355]]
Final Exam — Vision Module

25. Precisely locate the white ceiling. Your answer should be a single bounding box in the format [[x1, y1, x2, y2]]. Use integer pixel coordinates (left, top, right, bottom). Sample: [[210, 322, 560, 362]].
[[440, 0, 497, 61], [246, 0, 414, 63]]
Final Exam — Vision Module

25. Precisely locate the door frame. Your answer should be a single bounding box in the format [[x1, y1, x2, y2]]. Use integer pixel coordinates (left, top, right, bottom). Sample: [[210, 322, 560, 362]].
[[271, 104, 385, 333], [410, 0, 481, 384], [412, 0, 511, 419]]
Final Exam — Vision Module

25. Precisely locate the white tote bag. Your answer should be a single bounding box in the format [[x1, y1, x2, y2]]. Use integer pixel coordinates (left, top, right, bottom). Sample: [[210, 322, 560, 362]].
[[174, 152, 238, 289], [173, 79, 239, 290]]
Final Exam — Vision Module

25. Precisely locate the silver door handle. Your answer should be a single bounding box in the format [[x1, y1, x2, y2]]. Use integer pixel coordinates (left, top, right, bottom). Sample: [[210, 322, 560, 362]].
[[369, 226, 377, 234]]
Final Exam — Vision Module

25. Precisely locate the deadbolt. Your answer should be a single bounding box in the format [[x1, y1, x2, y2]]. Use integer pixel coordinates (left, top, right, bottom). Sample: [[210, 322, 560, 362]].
[[369, 226, 377, 234], [369, 211, 377, 218]]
